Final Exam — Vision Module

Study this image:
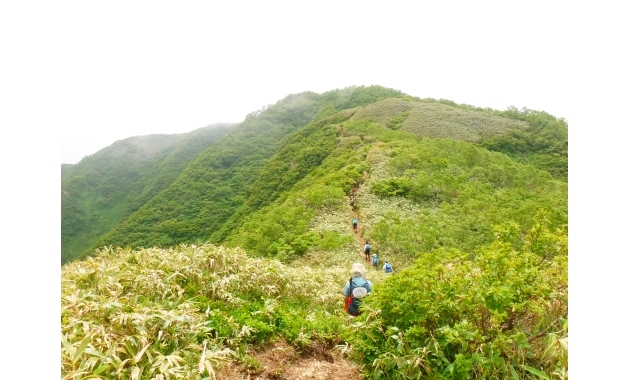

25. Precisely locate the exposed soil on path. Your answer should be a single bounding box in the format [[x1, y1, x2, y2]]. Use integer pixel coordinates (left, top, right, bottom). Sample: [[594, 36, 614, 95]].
[[216, 340, 362, 380], [216, 173, 373, 380], [351, 174, 374, 267], [352, 208, 370, 265]]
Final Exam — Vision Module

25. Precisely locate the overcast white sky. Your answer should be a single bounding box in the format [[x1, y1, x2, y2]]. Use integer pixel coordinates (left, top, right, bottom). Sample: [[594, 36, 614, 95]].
[[3, 2, 630, 377], [10, 1, 579, 164]]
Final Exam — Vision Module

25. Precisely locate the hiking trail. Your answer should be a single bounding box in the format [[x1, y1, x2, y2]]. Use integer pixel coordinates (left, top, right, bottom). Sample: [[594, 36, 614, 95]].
[[222, 174, 379, 379]]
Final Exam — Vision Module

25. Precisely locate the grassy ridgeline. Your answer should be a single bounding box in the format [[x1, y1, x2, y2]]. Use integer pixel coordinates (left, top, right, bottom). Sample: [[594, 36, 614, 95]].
[[62, 86, 568, 379], [63, 86, 567, 264]]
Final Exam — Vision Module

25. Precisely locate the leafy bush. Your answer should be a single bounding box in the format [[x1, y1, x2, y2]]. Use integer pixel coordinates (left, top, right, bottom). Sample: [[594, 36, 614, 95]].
[[61, 244, 350, 379], [345, 216, 567, 379], [372, 177, 413, 197], [386, 111, 409, 130], [364, 138, 567, 257], [477, 107, 568, 180]]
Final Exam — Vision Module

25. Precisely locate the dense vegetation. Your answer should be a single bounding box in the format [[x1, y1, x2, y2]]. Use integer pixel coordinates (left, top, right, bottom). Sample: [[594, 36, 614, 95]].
[[82, 87, 406, 258], [347, 214, 567, 379], [61, 124, 233, 263], [61, 85, 568, 379], [477, 107, 568, 180], [61, 244, 354, 379], [219, 116, 566, 267], [411, 99, 568, 180]]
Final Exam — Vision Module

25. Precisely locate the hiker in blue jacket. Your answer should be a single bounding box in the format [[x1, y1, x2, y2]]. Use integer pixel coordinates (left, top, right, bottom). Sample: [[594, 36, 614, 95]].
[[371, 253, 379, 269], [343, 263, 372, 316], [383, 260, 393, 274], [364, 241, 371, 262]]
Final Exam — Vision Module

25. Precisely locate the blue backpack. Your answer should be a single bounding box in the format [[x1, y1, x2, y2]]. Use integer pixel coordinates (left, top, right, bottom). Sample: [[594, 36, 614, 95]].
[[345, 278, 369, 316], [372, 256, 378, 265], [384, 263, 393, 273]]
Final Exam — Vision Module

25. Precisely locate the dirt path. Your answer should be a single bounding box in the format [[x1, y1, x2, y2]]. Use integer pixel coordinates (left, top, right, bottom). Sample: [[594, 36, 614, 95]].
[[351, 207, 368, 264], [217, 175, 373, 379], [351, 178, 372, 266], [352, 208, 362, 247], [217, 340, 362, 380]]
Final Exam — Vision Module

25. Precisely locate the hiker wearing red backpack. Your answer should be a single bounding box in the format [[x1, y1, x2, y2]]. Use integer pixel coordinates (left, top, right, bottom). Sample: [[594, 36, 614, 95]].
[[343, 263, 372, 316]]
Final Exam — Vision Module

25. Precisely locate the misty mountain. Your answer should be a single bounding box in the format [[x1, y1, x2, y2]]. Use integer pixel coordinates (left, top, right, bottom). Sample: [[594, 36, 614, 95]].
[[61, 123, 234, 262], [61, 85, 568, 379], [61, 85, 567, 263]]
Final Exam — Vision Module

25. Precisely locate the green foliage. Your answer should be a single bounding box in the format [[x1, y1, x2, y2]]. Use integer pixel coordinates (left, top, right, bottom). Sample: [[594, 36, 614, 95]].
[[226, 202, 318, 260], [83, 87, 401, 259], [345, 217, 567, 379], [239, 120, 339, 211], [366, 138, 567, 256], [312, 85, 406, 120], [386, 111, 409, 130], [404, 99, 567, 180], [62, 244, 350, 379], [85, 93, 322, 256], [65, 86, 567, 265], [318, 230, 354, 250], [61, 125, 232, 263], [478, 107, 568, 180], [398, 101, 528, 142], [61, 85, 569, 378], [372, 177, 413, 197]]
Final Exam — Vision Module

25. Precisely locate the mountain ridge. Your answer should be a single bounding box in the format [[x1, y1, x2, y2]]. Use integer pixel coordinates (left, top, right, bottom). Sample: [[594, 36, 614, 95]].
[[61, 85, 568, 379], [62, 85, 567, 264]]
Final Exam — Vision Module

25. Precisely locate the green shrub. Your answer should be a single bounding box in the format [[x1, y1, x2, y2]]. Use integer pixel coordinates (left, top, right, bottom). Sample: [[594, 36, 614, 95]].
[[62, 244, 349, 379], [302, 185, 345, 209], [345, 218, 567, 379]]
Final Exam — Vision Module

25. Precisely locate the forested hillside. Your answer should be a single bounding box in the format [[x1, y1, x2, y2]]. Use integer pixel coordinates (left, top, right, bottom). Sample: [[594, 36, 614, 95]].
[[81, 87, 405, 258], [61, 85, 568, 379], [61, 124, 233, 263], [62, 86, 567, 262]]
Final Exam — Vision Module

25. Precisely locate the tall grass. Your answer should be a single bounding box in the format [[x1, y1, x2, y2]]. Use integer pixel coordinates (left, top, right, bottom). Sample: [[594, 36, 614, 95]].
[[61, 244, 355, 379]]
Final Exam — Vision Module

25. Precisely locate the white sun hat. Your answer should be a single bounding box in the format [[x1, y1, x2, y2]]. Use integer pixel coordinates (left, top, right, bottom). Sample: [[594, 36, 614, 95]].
[[350, 263, 366, 277]]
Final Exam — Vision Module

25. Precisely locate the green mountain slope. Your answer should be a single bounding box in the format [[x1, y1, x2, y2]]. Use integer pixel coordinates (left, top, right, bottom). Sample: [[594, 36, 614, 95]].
[[61, 85, 568, 379], [223, 117, 567, 265], [64, 86, 567, 264], [61, 124, 233, 263], [85, 87, 406, 257], [350, 97, 568, 179]]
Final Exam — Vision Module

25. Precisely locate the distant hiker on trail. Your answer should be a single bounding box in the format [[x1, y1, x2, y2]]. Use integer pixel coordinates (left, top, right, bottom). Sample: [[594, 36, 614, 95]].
[[364, 241, 371, 262], [352, 218, 358, 232], [383, 261, 393, 274], [353, 187, 358, 194], [343, 263, 372, 316], [371, 253, 379, 269], [349, 195, 355, 206]]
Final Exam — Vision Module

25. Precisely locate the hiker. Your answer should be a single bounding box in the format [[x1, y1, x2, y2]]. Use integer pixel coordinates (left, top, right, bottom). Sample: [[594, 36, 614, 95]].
[[383, 260, 393, 274], [343, 263, 372, 316], [352, 218, 358, 232], [364, 241, 371, 262], [371, 253, 379, 269], [349, 195, 355, 206]]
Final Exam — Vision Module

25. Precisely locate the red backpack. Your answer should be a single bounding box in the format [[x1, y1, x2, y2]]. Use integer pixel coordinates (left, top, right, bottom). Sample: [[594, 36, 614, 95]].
[[344, 278, 368, 316]]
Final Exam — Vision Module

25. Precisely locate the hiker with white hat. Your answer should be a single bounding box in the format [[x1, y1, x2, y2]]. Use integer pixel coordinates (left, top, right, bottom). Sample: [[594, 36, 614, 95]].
[[343, 263, 372, 316]]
